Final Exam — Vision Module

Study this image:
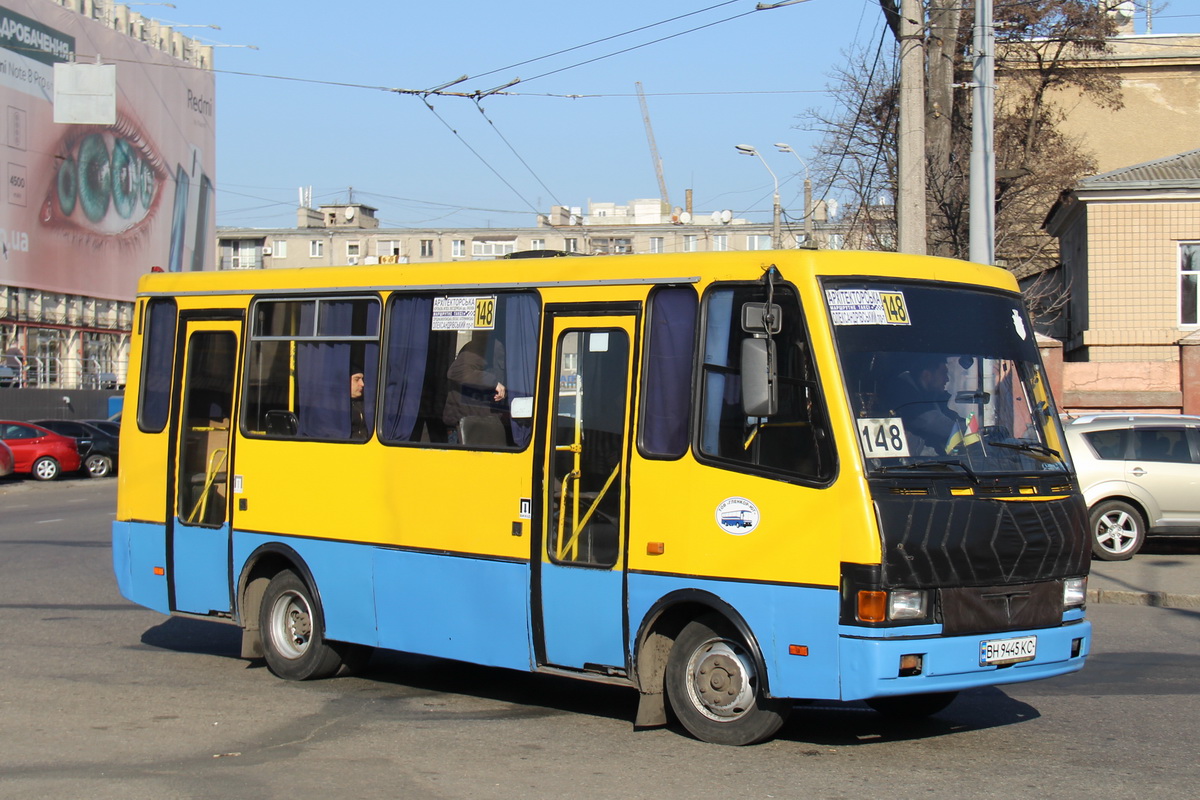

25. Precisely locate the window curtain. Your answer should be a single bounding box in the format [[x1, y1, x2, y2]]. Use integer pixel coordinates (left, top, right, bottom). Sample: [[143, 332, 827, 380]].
[[642, 287, 697, 456], [381, 295, 432, 441], [503, 293, 539, 447], [297, 300, 378, 439]]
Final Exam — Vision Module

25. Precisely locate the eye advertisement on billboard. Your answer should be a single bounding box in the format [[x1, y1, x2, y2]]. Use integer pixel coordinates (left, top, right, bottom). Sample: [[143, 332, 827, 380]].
[[0, 0, 215, 301]]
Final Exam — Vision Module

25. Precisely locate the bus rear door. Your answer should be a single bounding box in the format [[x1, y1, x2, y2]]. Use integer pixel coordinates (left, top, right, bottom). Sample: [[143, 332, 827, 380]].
[[535, 311, 637, 672], [168, 316, 241, 616]]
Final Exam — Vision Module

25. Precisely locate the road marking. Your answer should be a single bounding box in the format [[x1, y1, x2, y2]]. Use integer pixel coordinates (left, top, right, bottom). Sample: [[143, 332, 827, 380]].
[[36, 519, 64, 524]]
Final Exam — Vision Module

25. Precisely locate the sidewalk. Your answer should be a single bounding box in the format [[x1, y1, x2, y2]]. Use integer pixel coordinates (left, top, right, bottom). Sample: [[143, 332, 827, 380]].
[[1089, 552, 1200, 609]]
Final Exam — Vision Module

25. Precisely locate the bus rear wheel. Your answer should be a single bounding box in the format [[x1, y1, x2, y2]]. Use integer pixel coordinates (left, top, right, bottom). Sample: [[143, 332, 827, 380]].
[[665, 614, 790, 745], [260, 570, 348, 681]]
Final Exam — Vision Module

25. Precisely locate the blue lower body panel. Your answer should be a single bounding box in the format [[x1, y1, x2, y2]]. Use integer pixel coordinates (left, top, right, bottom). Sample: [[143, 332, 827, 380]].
[[112, 520, 169, 614], [232, 532, 532, 672], [627, 572, 1090, 702]]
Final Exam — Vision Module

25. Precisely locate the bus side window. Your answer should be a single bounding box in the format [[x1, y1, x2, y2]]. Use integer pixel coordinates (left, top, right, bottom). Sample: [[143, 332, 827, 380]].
[[640, 286, 698, 458], [379, 292, 540, 450], [139, 298, 177, 433], [243, 297, 380, 442], [698, 283, 834, 482]]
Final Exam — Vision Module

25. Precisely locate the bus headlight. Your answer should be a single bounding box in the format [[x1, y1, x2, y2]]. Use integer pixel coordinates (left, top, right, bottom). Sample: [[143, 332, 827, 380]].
[[857, 589, 930, 623], [888, 589, 928, 620], [1063, 576, 1087, 609]]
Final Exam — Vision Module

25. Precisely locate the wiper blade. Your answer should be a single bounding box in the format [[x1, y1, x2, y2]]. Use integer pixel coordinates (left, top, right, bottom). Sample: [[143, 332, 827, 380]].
[[878, 459, 979, 482], [986, 439, 1062, 460]]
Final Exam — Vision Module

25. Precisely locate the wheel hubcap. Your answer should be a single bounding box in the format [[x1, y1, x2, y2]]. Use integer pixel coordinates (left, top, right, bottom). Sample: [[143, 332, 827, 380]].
[[1097, 511, 1136, 554], [686, 639, 756, 721], [270, 590, 313, 660]]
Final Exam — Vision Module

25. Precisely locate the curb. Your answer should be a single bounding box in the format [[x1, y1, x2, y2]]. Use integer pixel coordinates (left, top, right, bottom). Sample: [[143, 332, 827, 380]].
[[1088, 589, 1200, 610]]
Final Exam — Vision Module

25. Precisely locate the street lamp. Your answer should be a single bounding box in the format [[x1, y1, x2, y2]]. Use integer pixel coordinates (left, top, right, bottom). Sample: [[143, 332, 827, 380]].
[[735, 144, 781, 249], [775, 143, 814, 246]]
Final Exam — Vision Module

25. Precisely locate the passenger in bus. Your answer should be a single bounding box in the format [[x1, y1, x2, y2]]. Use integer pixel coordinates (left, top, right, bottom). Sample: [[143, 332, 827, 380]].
[[443, 332, 507, 444], [350, 369, 368, 440], [885, 354, 964, 456]]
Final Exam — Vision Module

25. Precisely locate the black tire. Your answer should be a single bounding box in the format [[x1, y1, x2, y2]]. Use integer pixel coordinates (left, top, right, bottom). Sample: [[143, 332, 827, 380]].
[[31, 456, 60, 481], [866, 691, 958, 718], [85, 454, 112, 478], [665, 614, 790, 745], [259, 570, 346, 681], [1089, 499, 1145, 561]]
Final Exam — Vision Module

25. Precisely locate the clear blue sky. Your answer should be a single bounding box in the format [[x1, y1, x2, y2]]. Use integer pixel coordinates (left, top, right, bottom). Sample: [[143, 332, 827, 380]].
[[156, 0, 1195, 229]]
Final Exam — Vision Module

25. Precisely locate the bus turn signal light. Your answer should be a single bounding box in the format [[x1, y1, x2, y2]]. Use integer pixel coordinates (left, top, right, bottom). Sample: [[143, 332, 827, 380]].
[[646, 542, 665, 555], [153, 566, 165, 576], [857, 590, 887, 623]]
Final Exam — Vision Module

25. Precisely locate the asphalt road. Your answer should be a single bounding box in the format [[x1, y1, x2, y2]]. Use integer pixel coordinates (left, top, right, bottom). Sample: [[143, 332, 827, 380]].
[[1, 476, 1198, 800]]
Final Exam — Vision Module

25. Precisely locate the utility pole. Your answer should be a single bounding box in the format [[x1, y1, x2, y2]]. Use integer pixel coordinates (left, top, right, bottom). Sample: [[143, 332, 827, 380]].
[[897, 0, 927, 254], [968, 0, 995, 265]]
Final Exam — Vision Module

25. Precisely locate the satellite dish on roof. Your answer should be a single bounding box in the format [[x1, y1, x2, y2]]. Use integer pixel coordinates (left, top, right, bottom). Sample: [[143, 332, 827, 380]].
[[720, 209, 733, 224], [344, 206, 356, 220], [679, 211, 692, 224], [710, 211, 721, 224]]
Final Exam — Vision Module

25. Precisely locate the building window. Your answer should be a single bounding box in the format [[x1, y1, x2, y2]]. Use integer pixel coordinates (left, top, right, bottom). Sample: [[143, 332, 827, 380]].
[[452, 240, 466, 258], [420, 240, 435, 258], [564, 238, 578, 253], [273, 240, 288, 258], [649, 237, 664, 254], [592, 238, 633, 255], [1181, 243, 1200, 325], [377, 240, 401, 258], [683, 235, 698, 253], [346, 241, 360, 262], [309, 240, 324, 258], [746, 235, 771, 251], [531, 238, 545, 250], [713, 234, 728, 252], [472, 240, 517, 258]]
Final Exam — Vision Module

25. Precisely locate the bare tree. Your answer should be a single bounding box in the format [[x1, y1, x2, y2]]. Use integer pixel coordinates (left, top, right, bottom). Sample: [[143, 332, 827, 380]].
[[803, 1, 1124, 293]]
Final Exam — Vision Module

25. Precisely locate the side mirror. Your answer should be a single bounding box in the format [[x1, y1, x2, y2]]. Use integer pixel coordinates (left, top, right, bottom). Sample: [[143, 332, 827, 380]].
[[741, 337, 778, 417], [510, 396, 533, 420]]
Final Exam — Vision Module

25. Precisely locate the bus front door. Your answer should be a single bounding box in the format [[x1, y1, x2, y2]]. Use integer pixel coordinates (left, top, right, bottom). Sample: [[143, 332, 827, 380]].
[[536, 313, 636, 672], [168, 318, 240, 616]]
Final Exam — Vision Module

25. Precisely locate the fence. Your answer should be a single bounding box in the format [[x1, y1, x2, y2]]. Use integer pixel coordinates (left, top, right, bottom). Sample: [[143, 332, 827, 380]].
[[0, 356, 123, 391]]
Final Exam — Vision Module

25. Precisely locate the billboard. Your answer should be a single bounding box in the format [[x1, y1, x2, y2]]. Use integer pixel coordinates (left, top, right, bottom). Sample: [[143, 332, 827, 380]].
[[0, 0, 215, 301]]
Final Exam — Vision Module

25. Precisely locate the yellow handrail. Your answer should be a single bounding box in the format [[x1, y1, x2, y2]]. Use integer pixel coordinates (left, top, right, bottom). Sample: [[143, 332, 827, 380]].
[[186, 447, 227, 524]]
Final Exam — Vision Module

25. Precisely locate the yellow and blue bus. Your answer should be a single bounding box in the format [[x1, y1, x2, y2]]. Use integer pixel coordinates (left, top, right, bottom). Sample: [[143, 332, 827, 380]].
[[112, 250, 1090, 745]]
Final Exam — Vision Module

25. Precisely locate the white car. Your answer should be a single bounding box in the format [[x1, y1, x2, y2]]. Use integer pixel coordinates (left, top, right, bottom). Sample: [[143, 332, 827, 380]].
[[1063, 414, 1200, 560]]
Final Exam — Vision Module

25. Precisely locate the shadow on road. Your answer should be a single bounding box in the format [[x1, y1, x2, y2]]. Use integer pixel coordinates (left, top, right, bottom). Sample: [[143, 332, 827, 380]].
[[135, 616, 1042, 744]]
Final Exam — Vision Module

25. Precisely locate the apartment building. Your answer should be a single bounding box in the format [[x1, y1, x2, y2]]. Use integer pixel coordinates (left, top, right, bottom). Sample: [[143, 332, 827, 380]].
[[216, 199, 841, 271]]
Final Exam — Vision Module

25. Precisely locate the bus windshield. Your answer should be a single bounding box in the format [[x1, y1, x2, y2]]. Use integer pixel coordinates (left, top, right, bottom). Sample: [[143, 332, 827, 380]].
[[825, 280, 1069, 477]]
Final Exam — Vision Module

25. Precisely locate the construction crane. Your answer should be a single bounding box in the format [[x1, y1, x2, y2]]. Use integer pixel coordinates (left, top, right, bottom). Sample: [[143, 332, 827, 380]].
[[635, 82, 670, 209]]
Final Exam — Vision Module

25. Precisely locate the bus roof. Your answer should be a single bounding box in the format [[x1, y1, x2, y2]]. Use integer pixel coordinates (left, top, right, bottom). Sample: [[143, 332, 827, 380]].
[[136, 250, 1018, 297]]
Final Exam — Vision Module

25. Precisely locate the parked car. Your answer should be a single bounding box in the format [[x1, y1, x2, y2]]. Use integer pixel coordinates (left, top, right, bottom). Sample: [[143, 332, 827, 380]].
[[82, 419, 121, 437], [30, 419, 119, 478], [0, 421, 83, 480], [0, 440, 13, 478], [1063, 414, 1200, 560]]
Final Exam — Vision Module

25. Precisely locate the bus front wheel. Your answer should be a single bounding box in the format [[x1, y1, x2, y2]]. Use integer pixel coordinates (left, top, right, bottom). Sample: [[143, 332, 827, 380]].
[[665, 614, 790, 745], [260, 570, 347, 681]]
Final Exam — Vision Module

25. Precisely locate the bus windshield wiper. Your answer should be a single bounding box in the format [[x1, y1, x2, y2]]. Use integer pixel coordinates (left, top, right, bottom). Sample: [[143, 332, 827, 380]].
[[986, 439, 1062, 461], [877, 459, 979, 482]]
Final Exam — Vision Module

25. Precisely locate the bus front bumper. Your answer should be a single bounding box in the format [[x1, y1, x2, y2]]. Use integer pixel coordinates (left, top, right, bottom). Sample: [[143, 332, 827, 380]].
[[837, 618, 1091, 701]]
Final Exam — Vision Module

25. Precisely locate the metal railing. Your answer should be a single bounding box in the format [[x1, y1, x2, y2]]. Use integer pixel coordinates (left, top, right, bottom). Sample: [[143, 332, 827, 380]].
[[0, 357, 124, 390]]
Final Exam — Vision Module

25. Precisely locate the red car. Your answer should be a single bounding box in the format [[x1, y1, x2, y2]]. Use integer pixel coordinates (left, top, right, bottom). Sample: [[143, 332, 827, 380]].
[[0, 421, 83, 481], [0, 439, 13, 478]]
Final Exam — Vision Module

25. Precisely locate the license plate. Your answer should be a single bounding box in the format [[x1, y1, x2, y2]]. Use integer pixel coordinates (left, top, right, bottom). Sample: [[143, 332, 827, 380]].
[[979, 635, 1037, 666]]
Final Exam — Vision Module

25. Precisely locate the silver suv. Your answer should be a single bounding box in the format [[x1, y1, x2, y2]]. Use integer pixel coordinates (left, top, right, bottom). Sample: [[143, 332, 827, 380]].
[[1063, 414, 1200, 560]]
